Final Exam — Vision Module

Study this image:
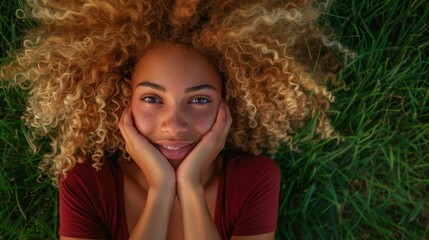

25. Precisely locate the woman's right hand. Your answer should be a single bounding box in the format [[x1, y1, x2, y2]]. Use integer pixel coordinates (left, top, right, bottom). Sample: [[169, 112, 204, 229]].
[[118, 106, 176, 191], [119, 106, 175, 240]]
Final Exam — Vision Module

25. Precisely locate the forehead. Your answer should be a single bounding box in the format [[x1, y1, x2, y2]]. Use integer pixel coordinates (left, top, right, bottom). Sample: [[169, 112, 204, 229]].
[[131, 44, 222, 90]]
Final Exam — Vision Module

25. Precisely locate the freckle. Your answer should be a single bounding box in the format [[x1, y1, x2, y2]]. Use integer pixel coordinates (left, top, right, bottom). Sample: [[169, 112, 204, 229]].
[[192, 111, 216, 129], [142, 111, 154, 118], [137, 111, 156, 128]]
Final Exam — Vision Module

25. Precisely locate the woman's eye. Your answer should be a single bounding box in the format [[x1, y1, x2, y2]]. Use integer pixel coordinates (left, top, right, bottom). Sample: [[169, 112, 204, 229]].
[[141, 96, 162, 103], [190, 97, 211, 104]]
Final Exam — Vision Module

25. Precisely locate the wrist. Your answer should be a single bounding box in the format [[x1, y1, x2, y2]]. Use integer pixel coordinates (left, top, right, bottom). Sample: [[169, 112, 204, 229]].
[[146, 172, 176, 195], [176, 165, 203, 188], [147, 184, 176, 204], [144, 167, 176, 192], [176, 178, 204, 198]]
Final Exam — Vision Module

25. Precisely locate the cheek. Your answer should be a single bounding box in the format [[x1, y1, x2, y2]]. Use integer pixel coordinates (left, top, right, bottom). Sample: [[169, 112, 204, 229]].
[[132, 110, 157, 136], [191, 110, 217, 133]]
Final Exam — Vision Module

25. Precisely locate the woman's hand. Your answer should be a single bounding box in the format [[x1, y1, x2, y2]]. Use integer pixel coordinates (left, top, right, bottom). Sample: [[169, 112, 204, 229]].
[[119, 106, 176, 191], [176, 101, 232, 188], [175, 101, 230, 240], [119, 106, 176, 239]]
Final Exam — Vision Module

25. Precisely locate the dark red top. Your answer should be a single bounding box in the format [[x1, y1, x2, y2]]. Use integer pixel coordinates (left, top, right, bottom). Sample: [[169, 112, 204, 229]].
[[59, 153, 280, 239]]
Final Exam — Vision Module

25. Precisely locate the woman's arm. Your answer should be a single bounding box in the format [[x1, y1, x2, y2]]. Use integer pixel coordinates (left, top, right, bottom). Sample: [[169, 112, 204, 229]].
[[176, 102, 231, 239], [119, 106, 176, 239], [128, 186, 175, 239], [177, 181, 220, 239], [177, 102, 276, 240]]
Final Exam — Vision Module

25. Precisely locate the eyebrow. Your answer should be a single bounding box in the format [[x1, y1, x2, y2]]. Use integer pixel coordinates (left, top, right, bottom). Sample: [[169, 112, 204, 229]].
[[185, 84, 216, 93], [136, 81, 216, 93], [136, 81, 166, 92]]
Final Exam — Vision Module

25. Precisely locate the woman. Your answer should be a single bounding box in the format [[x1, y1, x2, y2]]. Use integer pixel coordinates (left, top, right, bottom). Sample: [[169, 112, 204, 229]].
[[1, 0, 345, 239]]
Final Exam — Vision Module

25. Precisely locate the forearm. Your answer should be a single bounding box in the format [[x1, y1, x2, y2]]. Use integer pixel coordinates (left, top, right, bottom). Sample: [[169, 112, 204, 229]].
[[178, 182, 221, 240], [129, 187, 175, 240]]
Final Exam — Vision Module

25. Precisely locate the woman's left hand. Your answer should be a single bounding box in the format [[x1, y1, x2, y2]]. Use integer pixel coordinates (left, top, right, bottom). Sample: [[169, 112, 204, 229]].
[[176, 101, 232, 188]]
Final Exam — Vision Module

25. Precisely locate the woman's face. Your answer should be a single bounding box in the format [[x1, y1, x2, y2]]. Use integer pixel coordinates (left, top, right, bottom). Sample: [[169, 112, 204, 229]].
[[130, 44, 223, 167]]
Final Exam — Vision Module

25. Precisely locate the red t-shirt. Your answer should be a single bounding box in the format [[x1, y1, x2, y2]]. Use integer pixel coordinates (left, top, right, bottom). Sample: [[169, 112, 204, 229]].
[[59, 153, 280, 239]]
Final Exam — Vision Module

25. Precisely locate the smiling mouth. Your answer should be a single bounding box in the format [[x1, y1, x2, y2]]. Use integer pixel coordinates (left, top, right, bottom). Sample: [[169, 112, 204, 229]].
[[155, 142, 196, 161], [162, 145, 181, 151]]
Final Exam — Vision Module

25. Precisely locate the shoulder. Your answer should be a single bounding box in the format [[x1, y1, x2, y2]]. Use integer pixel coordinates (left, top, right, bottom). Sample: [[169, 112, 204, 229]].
[[224, 152, 281, 196], [221, 152, 281, 236], [225, 153, 280, 180], [59, 157, 121, 238], [60, 157, 119, 199], [62, 159, 99, 181]]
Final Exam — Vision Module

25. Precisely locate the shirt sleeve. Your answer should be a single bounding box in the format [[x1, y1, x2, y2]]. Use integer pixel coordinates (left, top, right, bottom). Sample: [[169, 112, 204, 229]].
[[232, 155, 281, 236], [59, 162, 107, 239]]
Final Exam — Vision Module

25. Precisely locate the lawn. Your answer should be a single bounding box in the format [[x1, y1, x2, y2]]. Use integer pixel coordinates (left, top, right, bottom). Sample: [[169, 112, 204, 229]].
[[1, 0, 428, 239]]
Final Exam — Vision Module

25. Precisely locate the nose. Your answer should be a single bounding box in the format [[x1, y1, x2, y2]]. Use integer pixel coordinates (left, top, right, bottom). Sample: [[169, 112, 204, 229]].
[[160, 105, 189, 136]]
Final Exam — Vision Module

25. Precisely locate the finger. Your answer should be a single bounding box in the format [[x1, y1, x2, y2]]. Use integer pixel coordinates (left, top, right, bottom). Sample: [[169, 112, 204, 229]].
[[118, 106, 130, 138], [212, 101, 231, 140], [197, 101, 231, 154], [209, 100, 227, 135], [221, 102, 232, 137], [119, 106, 143, 150], [122, 107, 141, 138]]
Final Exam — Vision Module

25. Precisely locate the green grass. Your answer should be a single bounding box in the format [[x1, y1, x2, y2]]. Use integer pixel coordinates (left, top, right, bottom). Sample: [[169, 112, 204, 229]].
[[1, 1, 58, 239], [276, 0, 429, 239], [1, 0, 428, 239]]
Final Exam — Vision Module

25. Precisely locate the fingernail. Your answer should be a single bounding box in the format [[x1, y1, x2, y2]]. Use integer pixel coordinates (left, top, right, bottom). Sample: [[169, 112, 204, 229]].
[[220, 101, 225, 107]]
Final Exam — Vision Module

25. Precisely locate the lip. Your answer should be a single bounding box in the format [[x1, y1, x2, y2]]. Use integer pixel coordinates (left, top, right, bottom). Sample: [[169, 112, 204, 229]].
[[156, 141, 194, 149], [154, 141, 196, 160]]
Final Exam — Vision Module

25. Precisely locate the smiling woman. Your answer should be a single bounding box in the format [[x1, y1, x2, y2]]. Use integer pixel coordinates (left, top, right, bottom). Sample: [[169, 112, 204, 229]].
[[0, 0, 347, 239], [129, 45, 222, 166]]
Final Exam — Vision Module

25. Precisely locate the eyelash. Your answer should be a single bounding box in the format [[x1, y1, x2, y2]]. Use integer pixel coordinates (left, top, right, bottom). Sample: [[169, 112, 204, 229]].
[[141, 96, 162, 103], [140, 96, 211, 104], [189, 97, 211, 104]]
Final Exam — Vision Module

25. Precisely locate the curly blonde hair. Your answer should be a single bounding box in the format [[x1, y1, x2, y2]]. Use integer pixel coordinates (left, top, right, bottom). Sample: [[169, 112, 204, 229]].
[[1, 0, 346, 183]]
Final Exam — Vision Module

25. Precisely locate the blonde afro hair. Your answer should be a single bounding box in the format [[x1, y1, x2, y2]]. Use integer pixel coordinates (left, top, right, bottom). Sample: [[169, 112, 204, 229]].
[[1, 0, 345, 183]]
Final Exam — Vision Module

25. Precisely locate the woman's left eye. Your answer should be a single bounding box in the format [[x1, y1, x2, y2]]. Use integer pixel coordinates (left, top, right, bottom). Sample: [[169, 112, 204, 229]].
[[190, 97, 211, 104], [142, 96, 162, 103]]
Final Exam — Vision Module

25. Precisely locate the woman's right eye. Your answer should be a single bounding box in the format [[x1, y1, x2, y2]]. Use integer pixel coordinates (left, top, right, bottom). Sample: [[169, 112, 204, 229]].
[[141, 96, 162, 104]]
